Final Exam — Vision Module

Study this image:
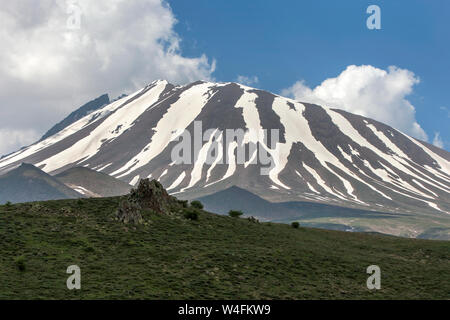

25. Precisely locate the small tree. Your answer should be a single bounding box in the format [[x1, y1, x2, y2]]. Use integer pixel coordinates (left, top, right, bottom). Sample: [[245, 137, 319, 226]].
[[183, 208, 198, 221], [5, 201, 12, 207], [190, 200, 204, 210], [228, 210, 243, 218], [291, 222, 300, 229]]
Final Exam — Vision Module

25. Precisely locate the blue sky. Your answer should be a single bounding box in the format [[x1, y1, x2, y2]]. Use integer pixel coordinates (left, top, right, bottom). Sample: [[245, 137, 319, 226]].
[[169, 0, 449, 149]]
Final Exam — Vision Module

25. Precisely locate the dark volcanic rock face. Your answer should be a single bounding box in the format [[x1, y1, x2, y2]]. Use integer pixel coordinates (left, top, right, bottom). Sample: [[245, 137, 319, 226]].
[[0, 80, 449, 216], [116, 179, 181, 224], [129, 179, 179, 214], [116, 199, 143, 225]]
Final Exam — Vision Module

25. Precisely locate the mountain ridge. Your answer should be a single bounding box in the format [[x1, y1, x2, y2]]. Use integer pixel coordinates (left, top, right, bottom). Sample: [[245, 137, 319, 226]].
[[196, 186, 450, 239], [0, 80, 448, 219], [40, 94, 110, 141], [0, 163, 83, 204], [55, 166, 132, 197]]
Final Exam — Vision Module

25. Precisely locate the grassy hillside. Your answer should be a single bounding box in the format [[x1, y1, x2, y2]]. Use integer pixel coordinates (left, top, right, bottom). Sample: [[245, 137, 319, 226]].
[[0, 197, 448, 299]]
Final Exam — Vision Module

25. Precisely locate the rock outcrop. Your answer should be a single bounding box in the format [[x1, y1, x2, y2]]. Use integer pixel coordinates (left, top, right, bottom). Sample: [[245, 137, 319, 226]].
[[116, 179, 181, 224]]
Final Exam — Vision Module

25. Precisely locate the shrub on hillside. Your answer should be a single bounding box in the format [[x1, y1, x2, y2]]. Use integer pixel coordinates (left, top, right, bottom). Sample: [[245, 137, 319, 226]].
[[247, 216, 259, 223], [178, 200, 189, 208], [190, 200, 204, 210], [228, 210, 243, 218], [291, 222, 300, 229], [183, 208, 199, 221], [15, 256, 26, 272]]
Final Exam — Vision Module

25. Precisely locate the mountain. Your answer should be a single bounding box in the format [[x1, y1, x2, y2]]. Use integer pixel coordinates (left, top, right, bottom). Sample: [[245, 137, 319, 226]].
[[0, 163, 83, 204], [0, 80, 449, 223], [196, 186, 281, 219], [196, 186, 450, 239], [55, 166, 132, 197], [40, 94, 110, 141], [197, 186, 393, 221]]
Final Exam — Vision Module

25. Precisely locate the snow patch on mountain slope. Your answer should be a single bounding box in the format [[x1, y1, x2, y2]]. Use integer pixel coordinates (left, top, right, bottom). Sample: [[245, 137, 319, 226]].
[[182, 129, 219, 191], [221, 141, 238, 182], [337, 146, 353, 162], [324, 108, 448, 198], [404, 134, 450, 175], [167, 171, 186, 190], [206, 132, 223, 183], [130, 175, 140, 186], [97, 163, 113, 171], [37, 82, 168, 173], [412, 179, 438, 197], [0, 91, 138, 170], [113, 82, 218, 178], [73, 186, 89, 195], [274, 100, 382, 201], [366, 124, 410, 159], [302, 163, 347, 201], [159, 169, 168, 180]]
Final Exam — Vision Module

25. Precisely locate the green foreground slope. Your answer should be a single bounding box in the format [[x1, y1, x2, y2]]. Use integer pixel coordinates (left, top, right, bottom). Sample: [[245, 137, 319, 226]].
[[0, 197, 448, 299]]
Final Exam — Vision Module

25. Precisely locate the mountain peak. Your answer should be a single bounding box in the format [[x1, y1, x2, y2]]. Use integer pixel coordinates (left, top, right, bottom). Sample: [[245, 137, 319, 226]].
[[0, 81, 448, 217], [0, 162, 83, 204], [40, 93, 110, 141]]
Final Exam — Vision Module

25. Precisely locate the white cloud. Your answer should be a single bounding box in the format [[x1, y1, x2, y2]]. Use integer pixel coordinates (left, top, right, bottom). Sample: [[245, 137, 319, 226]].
[[236, 75, 259, 86], [0, 0, 215, 156], [281, 65, 427, 140], [432, 132, 444, 149], [0, 128, 40, 156]]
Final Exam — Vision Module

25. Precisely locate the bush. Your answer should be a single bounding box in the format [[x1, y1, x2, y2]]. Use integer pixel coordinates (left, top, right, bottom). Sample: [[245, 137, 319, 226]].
[[247, 216, 259, 223], [15, 256, 26, 272], [183, 208, 198, 221], [291, 222, 300, 229], [5, 201, 12, 207], [190, 200, 204, 210], [178, 200, 189, 208], [228, 210, 243, 218]]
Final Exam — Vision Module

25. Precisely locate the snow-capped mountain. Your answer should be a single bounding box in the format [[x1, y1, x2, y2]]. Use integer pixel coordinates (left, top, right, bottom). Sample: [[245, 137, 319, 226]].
[[1, 80, 449, 215]]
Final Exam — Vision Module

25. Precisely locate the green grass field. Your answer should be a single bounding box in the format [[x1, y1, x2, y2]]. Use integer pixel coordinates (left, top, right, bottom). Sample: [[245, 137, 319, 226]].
[[0, 197, 448, 299]]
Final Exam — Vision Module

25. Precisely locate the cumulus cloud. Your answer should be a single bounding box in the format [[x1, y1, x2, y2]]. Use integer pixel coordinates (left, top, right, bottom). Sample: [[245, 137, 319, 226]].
[[281, 65, 427, 140], [0, 0, 215, 156], [236, 75, 259, 86], [432, 132, 444, 149], [0, 129, 40, 158]]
